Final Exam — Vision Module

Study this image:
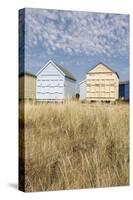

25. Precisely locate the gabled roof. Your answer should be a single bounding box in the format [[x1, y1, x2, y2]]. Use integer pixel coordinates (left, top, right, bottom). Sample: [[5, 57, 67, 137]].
[[37, 60, 76, 81], [53, 62, 76, 81], [87, 62, 119, 79], [19, 71, 36, 78], [79, 79, 86, 85]]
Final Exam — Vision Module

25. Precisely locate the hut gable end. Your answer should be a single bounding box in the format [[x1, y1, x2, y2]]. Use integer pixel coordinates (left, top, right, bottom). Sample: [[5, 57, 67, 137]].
[[36, 60, 76, 101], [86, 63, 119, 101], [88, 63, 113, 74], [37, 60, 65, 78]]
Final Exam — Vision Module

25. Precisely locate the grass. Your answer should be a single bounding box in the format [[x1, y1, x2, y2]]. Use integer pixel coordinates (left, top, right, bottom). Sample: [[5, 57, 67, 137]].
[[19, 100, 129, 192]]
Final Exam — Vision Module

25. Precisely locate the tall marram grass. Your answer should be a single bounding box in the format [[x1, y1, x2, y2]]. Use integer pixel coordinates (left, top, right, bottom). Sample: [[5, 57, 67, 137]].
[[19, 101, 129, 192]]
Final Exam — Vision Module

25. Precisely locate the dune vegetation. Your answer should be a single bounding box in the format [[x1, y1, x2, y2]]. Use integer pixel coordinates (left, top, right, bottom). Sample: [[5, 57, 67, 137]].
[[19, 100, 129, 192]]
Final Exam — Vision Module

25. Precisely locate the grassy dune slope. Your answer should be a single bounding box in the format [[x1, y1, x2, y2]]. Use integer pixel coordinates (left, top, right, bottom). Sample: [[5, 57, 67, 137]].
[[19, 101, 129, 192]]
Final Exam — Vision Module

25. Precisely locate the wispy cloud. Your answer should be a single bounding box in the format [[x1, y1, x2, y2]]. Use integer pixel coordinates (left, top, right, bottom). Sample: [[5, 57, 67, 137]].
[[25, 8, 129, 58]]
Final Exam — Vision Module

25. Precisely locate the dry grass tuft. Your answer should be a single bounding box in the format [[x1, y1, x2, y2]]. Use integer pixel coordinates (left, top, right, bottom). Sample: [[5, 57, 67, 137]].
[[19, 101, 129, 192]]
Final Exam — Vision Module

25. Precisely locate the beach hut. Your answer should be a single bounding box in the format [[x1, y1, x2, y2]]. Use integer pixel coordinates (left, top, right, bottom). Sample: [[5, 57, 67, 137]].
[[36, 60, 76, 100], [19, 72, 36, 100], [79, 80, 86, 101], [119, 81, 129, 100], [85, 63, 119, 101]]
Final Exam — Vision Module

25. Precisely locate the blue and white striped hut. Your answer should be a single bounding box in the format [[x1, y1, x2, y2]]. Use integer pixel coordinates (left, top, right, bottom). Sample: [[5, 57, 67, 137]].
[[36, 60, 76, 100]]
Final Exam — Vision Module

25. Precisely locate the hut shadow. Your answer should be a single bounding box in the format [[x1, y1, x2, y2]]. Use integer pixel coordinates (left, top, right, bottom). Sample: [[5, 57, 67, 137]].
[[8, 183, 18, 190]]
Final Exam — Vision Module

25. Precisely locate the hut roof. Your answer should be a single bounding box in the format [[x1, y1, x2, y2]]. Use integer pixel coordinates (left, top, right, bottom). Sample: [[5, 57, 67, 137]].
[[37, 60, 76, 81], [53, 62, 76, 81], [87, 62, 119, 79], [119, 80, 129, 85], [19, 71, 36, 78]]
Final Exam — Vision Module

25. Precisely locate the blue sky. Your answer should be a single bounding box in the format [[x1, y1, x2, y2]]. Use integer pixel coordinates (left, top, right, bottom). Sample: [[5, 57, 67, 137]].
[[19, 8, 129, 83]]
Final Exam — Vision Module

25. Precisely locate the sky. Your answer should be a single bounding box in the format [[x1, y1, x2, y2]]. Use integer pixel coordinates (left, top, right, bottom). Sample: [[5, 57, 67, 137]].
[[19, 8, 129, 83]]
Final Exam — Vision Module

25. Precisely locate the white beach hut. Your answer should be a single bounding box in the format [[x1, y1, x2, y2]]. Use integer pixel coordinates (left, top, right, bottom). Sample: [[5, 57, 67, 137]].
[[36, 60, 76, 100]]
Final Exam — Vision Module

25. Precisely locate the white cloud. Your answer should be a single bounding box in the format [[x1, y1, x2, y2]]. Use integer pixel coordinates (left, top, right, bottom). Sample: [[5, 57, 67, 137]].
[[25, 8, 129, 58]]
